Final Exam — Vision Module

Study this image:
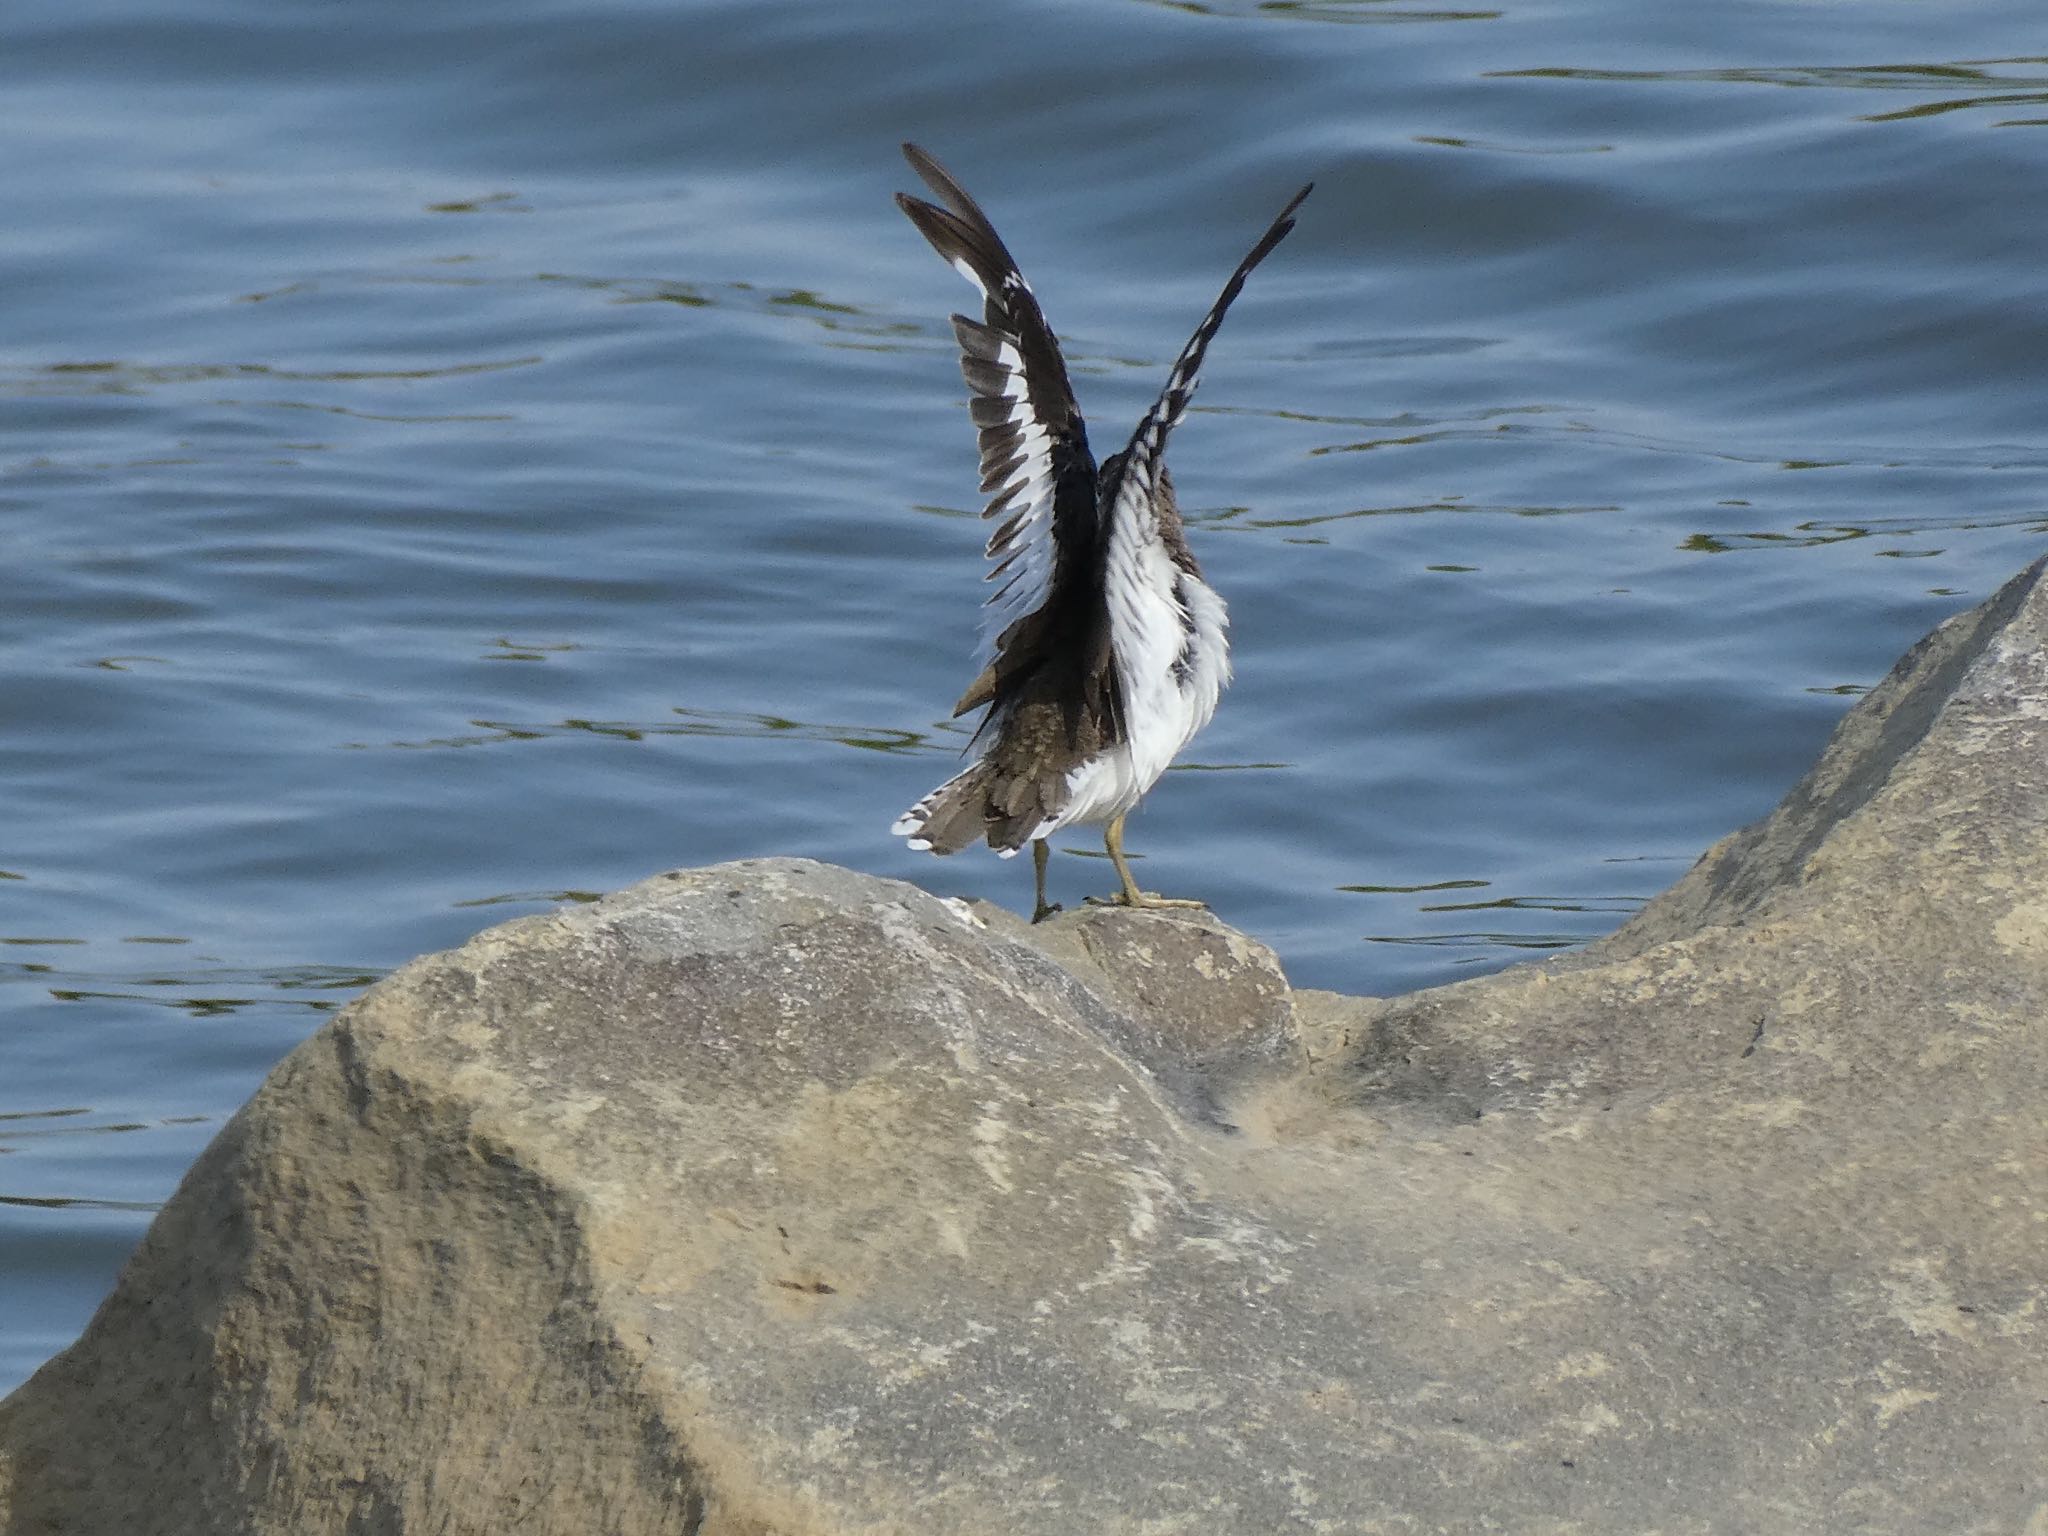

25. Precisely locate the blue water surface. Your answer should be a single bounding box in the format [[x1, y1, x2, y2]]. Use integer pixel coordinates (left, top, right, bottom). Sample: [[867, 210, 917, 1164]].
[[2, 0, 2044, 1389]]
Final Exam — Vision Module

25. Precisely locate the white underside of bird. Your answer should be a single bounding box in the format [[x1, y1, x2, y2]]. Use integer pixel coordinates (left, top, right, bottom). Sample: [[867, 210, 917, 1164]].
[[892, 560, 1230, 855]]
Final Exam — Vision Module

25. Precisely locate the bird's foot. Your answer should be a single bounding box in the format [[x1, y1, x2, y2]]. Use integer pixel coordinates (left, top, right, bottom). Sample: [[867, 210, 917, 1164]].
[[1084, 892, 1207, 911], [1030, 900, 1063, 924]]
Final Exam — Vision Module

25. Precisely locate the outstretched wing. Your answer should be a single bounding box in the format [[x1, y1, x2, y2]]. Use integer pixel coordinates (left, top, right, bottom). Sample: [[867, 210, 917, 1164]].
[[896, 143, 1104, 720], [1100, 183, 1312, 778]]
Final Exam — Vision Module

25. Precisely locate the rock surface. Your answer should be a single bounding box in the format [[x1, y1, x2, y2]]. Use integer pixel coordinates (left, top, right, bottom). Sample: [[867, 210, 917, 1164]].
[[5, 561, 2048, 1535]]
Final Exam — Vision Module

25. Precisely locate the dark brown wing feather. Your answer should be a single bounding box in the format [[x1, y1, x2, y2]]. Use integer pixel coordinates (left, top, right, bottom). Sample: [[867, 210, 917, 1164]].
[[1102, 182, 1312, 532], [897, 144, 1115, 746]]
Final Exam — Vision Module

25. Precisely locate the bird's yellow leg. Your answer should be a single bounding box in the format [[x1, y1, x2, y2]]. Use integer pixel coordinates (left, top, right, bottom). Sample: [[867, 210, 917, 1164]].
[[1086, 812, 1205, 910], [1030, 839, 1061, 923]]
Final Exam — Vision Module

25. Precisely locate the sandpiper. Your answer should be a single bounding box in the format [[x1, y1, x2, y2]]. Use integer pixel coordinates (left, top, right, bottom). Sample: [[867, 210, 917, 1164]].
[[891, 143, 1310, 922]]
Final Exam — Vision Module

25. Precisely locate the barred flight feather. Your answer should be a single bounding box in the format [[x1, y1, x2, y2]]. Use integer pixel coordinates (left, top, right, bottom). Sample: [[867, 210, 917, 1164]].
[[896, 150, 1096, 667]]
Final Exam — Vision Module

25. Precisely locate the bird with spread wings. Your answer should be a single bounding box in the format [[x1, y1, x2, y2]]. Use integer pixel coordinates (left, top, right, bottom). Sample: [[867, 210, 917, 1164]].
[[890, 143, 1311, 922]]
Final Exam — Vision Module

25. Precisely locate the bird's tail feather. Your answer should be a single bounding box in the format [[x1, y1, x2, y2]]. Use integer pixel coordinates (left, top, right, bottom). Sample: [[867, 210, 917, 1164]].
[[893, 763, 1000, 855], [893, 759, 1058, 856]]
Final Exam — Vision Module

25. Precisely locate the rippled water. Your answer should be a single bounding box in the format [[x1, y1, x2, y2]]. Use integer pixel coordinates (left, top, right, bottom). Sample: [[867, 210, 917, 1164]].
[[4, 0, 2044, 1389]]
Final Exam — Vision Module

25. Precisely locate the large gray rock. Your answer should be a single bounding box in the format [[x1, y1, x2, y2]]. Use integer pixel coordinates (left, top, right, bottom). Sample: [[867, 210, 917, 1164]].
[[5, 561, 2048, 1535]]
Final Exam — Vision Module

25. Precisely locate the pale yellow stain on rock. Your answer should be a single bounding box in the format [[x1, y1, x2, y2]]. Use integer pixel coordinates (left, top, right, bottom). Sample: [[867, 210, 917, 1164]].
[[970, 1111, 1015, 1194], [1569, 1402, 1623, 1437], [1554, 1351, 1614, 1381], [1993, 898, 2048, 957], [1872, 1387, 1940, 1428], [1879, 1255, 1974, 1341], [1728, 1095, 1811, 1129]]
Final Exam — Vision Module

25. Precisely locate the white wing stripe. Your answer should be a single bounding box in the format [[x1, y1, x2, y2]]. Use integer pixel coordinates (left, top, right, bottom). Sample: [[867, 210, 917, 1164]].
[[937, 319, 1063, 651], [900, 151, 1116, 686]]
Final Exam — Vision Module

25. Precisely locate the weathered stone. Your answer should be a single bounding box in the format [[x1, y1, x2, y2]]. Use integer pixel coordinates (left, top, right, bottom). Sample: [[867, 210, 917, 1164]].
[[963, 897, 1299, 1103], [4, 561, 2047, 1535]]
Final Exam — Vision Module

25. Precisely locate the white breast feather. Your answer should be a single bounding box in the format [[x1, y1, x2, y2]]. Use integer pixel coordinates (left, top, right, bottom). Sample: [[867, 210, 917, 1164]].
[[1102, 454, 1231, 800]]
